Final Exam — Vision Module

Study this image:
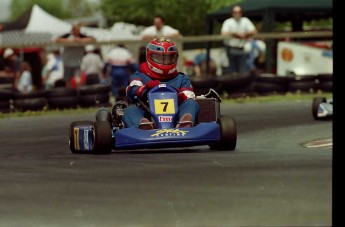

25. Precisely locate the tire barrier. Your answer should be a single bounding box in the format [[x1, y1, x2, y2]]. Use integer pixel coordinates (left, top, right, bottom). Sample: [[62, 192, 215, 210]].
[[13, 97, 47, 112], [216, 72, 256, 97], [252, 73, 289, 95], [0, 73, 332, 113], [317, 73, 332, 92], [47, 87, 78, 109], [0, 89, 14, 113], [78, 84, 111, 108], [12, 90, 48, 111], [0, 76, 14, 91], [287, 75, 318, 93], [190, 76, 219, 96]]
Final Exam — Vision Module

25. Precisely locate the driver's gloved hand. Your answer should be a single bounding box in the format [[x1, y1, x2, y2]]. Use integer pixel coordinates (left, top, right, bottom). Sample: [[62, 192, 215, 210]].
[[178, 92, 188, 104], [146, 80, 160, 89], [136, 80, 160, 102]]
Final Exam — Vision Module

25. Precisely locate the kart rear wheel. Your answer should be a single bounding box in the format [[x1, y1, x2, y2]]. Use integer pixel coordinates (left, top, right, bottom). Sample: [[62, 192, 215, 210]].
[[93, 121, 112, 154], [69, 121, 94, 154], [209, 116, 237, 151], [312, 97, 327, 120]]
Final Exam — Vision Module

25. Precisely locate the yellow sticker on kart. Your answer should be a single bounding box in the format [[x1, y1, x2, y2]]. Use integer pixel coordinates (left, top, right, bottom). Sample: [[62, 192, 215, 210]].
[[154, 99, 175, 114], [74, 128, 80, 150]]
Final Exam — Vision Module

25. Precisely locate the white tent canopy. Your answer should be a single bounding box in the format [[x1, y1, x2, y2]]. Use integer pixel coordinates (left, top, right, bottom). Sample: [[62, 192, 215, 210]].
[[0, 4, 141, 47], [25, 5, 72, 35]]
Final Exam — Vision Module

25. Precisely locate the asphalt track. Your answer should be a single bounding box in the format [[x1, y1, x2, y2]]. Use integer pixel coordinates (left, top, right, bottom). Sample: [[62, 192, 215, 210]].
[[0, 100, 332, 227]]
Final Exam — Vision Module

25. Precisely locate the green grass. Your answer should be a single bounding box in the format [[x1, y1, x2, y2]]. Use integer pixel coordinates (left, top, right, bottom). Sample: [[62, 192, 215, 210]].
[[0, 91, 332, 119]]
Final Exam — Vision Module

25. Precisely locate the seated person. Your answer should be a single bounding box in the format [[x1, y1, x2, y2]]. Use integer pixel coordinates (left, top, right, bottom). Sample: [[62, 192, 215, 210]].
[[16, 61, 33, 93], [123, 37, 200, 130]]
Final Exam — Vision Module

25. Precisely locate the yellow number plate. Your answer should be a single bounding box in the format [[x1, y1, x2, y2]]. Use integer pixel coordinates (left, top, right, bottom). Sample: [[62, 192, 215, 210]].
[[154, 99, 175, 114]]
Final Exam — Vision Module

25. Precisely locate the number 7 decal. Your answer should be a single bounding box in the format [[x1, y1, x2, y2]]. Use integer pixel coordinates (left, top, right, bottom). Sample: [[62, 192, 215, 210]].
[[154, 99, 175, 114]]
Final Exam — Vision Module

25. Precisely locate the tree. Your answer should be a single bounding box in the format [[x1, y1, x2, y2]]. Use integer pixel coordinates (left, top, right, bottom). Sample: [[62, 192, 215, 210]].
[[9, 0, 94, 22], [99, 0, 240, 36]]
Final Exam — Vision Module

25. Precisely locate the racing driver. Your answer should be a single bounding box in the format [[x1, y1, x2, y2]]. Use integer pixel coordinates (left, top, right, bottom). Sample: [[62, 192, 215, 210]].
[[123, 36, 200, 130]]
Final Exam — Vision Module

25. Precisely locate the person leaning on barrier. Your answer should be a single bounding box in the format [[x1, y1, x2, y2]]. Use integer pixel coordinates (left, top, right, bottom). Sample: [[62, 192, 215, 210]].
[[221, 5, 257, 74], [140, 15, 181, 40], [55, 22, 96, 88]]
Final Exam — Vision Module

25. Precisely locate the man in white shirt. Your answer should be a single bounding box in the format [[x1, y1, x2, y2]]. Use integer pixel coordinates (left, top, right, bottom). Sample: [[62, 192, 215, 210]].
[[103, 44, 139, 100], [140, 15, 181, 40], [221, 5, 257, 74], [80, 44, 104, 85]]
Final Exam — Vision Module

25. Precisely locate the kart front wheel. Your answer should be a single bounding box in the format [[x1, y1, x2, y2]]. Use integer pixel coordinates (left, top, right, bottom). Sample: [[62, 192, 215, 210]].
[[69, 121, 94, 154], [209, 116, 237, 151], [93, 121, 112, 154], [312, 97, 327, 120]]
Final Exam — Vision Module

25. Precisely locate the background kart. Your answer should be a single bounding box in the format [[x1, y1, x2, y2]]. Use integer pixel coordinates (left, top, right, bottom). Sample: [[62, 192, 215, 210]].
[[69, 84, 237, 154], [312, 96, 333, 120]]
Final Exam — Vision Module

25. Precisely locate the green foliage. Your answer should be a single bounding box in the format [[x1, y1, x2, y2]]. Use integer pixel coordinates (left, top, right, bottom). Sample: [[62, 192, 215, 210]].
[[9, 0, 94, 21], [99, 0, 239, 35]]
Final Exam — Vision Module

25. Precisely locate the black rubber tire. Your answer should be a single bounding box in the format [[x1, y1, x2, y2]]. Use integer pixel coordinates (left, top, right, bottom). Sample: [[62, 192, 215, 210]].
[[317, 73, 332, 82], [69, 121, 94, 154], [93, 121, 112, 154], [78, 84, 111, 95], [190, 77, 219, 88], [288, 81, 318, 92], [226, 83, 257, 98], [47, 87, 77, 98], [209, 116, 237, 151], [217, 72, 256, 92], [0, 76, 15, 84], [0, 100, 11, 113], [48, 96, 79, 109], [95, 107, 111, 122], [13, 97, 47, 111], [312, 97, 327, 120], [79, 93, 110, 107], [0, 89, 14, 101], [12, 90, 48, 100], [255, 73, 289, 87], [318, 81, 332, 92], [254, 82, 287, 94]]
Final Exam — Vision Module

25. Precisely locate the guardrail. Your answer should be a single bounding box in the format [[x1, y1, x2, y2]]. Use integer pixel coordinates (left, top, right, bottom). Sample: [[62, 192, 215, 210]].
[[0, 30, 332, 48], [1, 30, 332, 73]]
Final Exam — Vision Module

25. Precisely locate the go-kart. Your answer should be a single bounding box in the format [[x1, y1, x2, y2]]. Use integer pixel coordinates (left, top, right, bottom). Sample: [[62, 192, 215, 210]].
[[69, 84, 237, 154], [312, 96, 333, 120]]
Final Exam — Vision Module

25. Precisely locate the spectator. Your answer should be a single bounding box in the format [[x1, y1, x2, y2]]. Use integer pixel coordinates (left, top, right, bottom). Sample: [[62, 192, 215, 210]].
[[55, 22, 96, 87], [244, 39, 266, 73], [80, 44, 104, 85], [16, 61, 33, 93], [41, 48, 64, 90], [221, 5, 257, 74], [140, 15, 181, 40], [193, 49, 217, 77], [103, 44, 139, 101], [2, 48, 22, 89]]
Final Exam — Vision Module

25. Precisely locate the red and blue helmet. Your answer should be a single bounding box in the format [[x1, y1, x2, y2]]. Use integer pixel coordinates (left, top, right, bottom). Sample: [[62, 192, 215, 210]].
[[146, 37, 179, 78]]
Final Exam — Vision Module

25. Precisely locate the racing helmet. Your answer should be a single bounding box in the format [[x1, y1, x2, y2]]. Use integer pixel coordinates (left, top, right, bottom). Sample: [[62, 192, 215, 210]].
[[146, 37, 179, 77]]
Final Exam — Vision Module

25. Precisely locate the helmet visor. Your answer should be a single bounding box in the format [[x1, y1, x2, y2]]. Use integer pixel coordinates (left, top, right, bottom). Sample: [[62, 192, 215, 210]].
[[151, 53, 178, 65]]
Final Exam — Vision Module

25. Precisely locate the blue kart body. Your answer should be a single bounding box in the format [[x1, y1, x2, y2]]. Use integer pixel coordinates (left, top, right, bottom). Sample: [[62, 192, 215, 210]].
[[114, 84, 220, 149], [69, 84, 236, 153]]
